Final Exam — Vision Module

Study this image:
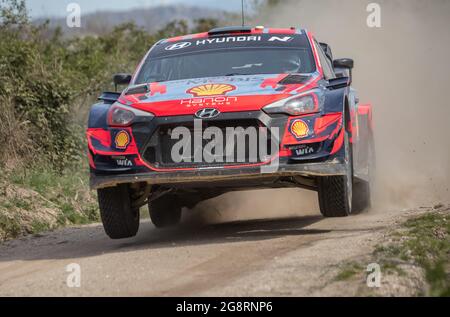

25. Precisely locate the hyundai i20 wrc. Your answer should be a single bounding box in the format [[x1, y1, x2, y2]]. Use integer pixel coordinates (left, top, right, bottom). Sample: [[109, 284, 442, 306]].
[[87, 26, 375, 239]]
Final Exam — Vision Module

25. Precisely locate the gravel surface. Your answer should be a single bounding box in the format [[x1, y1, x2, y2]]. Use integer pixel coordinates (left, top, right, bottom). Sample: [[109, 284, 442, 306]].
[[0, 197, 429, 296]]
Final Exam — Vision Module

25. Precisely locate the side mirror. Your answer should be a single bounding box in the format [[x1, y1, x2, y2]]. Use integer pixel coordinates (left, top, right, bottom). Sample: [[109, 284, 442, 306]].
[[113, 73, 132, 91], [334, 68, 350, 78], [333, 58, 354, 70]]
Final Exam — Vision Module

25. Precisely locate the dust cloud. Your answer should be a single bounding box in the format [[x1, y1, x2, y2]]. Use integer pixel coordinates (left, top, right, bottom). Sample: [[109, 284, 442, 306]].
[[255, 0, 450, 209], [194, 0, 450, 223]]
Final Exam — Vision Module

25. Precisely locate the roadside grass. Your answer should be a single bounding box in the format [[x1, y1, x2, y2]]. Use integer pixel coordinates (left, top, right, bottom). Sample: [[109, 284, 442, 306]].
[[374, 210, 450, 296], [335, 262, 364, 281], [334, 207, 450, 296], [0, 162, 99, 241], [0, 213, 22, 239]]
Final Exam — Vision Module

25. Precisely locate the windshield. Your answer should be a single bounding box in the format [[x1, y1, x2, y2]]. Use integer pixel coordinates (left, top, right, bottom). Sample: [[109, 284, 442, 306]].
[[135, 47, 316, 84]]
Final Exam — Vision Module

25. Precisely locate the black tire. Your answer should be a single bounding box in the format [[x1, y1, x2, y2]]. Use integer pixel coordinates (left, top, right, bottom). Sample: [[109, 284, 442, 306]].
[[149, 195, 182, 228], [318, 130, 353, 217], [97, 184, 140, 239]]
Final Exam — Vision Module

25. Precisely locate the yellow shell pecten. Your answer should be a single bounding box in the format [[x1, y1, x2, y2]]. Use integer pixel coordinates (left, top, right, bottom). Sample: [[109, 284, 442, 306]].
[[291, 120, 309, 138], [188, 84, 235, 97], [115, 131, 130, 148]]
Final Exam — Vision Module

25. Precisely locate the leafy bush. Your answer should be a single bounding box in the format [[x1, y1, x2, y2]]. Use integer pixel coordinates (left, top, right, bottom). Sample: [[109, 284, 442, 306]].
[[0, 0, 218, 171], [0, 0, 220, 239]]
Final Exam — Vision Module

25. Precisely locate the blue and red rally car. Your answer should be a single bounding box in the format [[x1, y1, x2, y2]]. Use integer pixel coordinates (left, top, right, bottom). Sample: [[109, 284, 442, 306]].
[[87, 26, 375, 239]]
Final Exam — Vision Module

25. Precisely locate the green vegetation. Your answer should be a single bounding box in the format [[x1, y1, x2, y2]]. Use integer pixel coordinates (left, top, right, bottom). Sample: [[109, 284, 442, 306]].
[[0, 213, 21, 239], [335, 262, 364, 281], [0, 0, 219, 240], [334, 209, 450, 296], [374, 211, 450, 296], [0, 164, 99, 240]]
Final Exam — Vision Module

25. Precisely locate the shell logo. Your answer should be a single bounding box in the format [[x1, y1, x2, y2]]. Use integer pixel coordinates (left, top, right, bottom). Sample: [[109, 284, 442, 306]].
[[115, 130, 130, 149], [291, 120, 309, 138], [187, 84, 236, 97]]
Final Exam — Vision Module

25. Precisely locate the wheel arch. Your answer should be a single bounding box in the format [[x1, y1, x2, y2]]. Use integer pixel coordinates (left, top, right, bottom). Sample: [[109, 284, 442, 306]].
[[88, 102, 111, 129]]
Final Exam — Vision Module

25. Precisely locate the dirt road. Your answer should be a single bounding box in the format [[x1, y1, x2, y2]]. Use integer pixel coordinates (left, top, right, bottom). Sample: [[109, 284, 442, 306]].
[[0, 195, 431, 297]]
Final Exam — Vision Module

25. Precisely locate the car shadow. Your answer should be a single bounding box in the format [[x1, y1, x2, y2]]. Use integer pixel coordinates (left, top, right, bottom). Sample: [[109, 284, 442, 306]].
[[0, 215, 328, 262]]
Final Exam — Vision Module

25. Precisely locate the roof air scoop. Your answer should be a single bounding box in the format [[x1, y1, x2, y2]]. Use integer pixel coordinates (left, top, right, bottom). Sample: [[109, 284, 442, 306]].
[[208, 26, 253, 36]]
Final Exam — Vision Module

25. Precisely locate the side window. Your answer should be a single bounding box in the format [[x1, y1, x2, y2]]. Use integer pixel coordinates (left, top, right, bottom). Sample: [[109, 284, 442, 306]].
[[314, 40, 335, 80]]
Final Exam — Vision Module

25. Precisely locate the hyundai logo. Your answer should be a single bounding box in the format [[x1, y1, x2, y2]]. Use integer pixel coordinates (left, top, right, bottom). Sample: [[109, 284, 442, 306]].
[[165, 42, 192, 51], [195, 108, 221, 119]]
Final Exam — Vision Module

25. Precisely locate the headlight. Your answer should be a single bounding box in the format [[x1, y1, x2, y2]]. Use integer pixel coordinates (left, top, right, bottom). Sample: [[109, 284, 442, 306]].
[[263, 92, 320, 116], [109, 106, 135, 126], [107, 102, 154, 126]]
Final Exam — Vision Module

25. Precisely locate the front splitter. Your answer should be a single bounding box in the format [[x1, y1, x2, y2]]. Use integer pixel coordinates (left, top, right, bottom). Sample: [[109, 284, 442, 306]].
[[90, 160, 346, 189]]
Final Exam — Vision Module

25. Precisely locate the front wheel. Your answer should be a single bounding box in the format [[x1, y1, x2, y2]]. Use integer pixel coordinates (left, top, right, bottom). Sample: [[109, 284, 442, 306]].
[[97, 184, 140, 239], [318, 130, 353, 217]]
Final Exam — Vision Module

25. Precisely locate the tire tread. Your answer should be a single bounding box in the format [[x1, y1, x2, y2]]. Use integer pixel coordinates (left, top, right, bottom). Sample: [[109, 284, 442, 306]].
[[98, 185, 139, 239], [318, 176, 351, 217]]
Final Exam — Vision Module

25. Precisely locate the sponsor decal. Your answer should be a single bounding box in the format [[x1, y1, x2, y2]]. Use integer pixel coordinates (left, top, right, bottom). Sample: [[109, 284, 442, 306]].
[[289, 143, 321, 157], [297, 147, 314, 156], [187, 84, 236, 97], [195, 36, 262, 46], [180, 96, 238, 107], [294, 145, 315, 156], [268, 36, 293, 42], [163, 35, 300, 53], [113, 156, 133, 167], [185, 77, 261, 85], [115, 130, 131, 149], [291, 120, 310, 138]]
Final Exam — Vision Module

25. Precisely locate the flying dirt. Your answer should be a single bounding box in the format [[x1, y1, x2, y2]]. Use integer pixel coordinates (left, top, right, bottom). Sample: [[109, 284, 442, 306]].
[[199, 0, 450, 224], [0, 0, 449, 296], [256, 0, 450, 209]]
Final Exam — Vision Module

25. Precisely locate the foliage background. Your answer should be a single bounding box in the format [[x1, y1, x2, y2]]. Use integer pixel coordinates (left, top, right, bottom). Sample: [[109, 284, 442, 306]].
[[0, 0, 220, 239]]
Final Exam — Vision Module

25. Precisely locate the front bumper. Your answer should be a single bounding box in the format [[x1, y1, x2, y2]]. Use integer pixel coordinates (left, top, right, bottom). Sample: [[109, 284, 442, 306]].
[[90, 159, 345, 189], [88, 110, 347, 190]]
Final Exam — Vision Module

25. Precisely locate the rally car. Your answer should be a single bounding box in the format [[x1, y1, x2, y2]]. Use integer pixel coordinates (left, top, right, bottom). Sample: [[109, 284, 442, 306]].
[[87, 26, 375, 239]]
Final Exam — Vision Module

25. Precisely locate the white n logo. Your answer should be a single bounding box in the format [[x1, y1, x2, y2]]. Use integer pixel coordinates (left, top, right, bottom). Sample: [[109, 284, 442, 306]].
[[268, 36, 293, 42]]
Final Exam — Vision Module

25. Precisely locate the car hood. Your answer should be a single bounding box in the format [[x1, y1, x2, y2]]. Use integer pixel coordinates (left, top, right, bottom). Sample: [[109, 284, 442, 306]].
[[119, 73, 320, 116]]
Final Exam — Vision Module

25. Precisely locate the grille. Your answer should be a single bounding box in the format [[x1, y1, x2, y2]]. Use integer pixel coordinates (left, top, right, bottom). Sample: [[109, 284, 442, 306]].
[[143, 119, 274, 169]]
